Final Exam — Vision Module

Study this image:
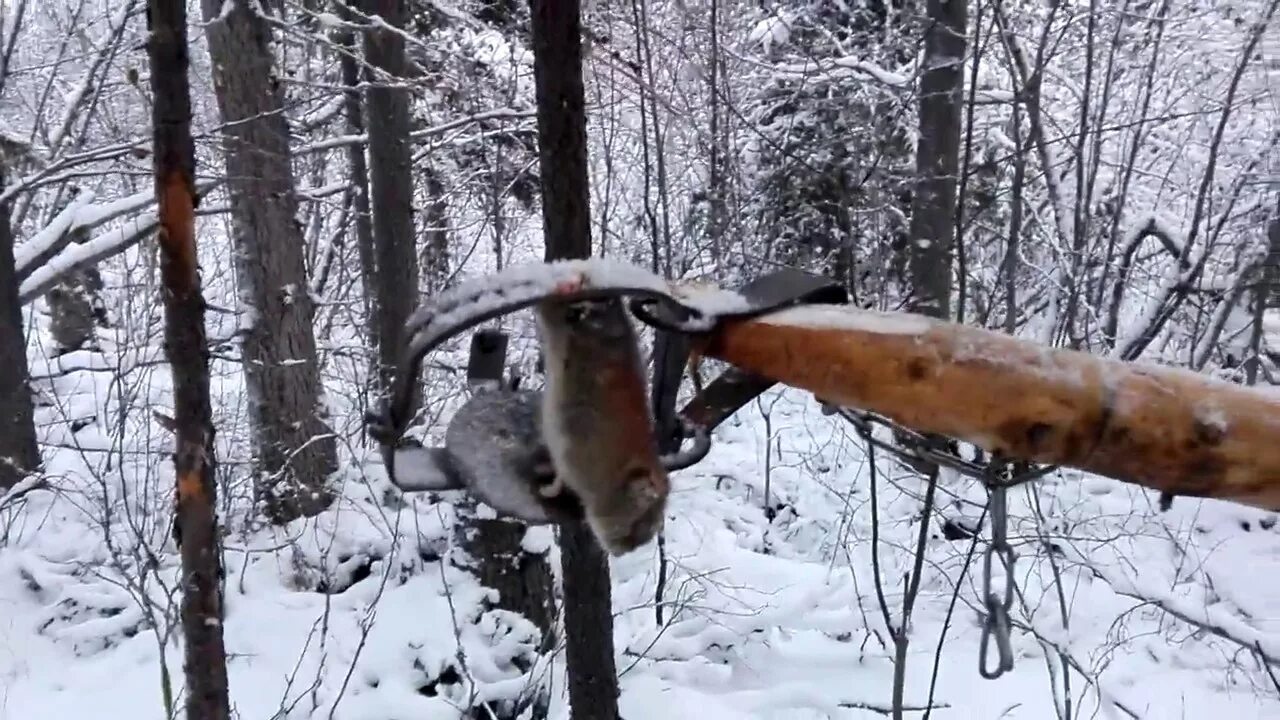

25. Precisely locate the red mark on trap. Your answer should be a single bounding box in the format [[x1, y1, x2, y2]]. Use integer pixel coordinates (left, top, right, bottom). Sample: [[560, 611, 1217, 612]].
[[551, 274, 588, 296]]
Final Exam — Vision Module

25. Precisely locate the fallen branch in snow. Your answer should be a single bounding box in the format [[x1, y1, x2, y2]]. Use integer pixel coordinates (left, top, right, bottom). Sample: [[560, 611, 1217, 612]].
[[1103, 212, 1190, 348], [765, 55, 914, 87], [16, 184, 220, 305], [1259, 642, 1280, 695], [20, 214, 157, 303], [26, 345, 168, 379], [694, 303, 1280, 511], [13, 190, 100, 281], [837, 699, 948, 715], [1062, 541, 1280, 665], [0, 474, 49, 514]]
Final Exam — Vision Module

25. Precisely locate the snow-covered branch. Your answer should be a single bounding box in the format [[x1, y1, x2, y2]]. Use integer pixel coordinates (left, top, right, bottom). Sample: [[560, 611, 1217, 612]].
[[19, 214, 157, 304], [13, 190, 98, 280], [0, 140, 151, 203], [14, 187, 166, 283], [26, 345, 167, 380], [293, 93, 346, 135], [765, 55, 914, 88], [14, 182, 219, 305], [297, 107, 535, 154]]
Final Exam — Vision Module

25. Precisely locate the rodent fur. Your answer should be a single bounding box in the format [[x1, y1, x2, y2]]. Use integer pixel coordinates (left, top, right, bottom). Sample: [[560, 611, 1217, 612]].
[[534, 297, 669, 555]]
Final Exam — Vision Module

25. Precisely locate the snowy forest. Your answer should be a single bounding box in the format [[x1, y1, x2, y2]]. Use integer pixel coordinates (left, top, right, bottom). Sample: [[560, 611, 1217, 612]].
[[0, 0, 1278, 718]]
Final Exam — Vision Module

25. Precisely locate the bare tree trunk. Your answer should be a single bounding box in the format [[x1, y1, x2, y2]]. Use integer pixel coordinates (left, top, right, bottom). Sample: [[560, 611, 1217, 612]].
[[362, 0, 421, 417], [336, 9, 378, 339], [421, 164, 449, 292], [557, 519, 620, 717], [1247, 195, 1280, 385], [201, 0, 337, 524], [706, 0, 725, 258], [145, 1, 230, 717], [529, 0, 621, 716], [1269, 201, 1280, 312], [1061, 0, 1099, 349], [453, 506, 556, 719], [907, 0, 966, 321], [0, 158, 39, 491]]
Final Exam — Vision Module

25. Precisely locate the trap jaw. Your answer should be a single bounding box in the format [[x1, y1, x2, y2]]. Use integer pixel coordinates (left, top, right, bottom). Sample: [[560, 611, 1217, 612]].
[[366, 260, 850, 516]]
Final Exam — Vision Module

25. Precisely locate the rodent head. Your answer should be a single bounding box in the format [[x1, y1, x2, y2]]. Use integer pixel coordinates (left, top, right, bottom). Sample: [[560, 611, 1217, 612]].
[[587, 462, 669, 555]]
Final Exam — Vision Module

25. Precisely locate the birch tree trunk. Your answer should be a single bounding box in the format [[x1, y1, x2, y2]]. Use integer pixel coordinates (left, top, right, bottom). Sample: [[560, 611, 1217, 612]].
[[201, 0, 337, 524], [146, 0, 230, 716]]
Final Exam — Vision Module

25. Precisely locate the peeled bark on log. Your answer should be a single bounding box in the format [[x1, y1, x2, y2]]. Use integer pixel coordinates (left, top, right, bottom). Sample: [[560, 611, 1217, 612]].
[[693, 304, 1280, 511]]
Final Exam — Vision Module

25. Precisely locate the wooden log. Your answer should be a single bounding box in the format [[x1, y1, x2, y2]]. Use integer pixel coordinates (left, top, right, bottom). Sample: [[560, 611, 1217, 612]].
[[692, 304, 1280, 511]]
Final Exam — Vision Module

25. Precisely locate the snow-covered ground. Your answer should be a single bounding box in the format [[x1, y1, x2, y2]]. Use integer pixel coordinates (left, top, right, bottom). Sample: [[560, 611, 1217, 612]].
[[2, 330, 1279, 720]]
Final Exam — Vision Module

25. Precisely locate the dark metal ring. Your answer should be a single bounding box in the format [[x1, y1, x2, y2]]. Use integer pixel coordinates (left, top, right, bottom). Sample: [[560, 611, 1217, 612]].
[[627, 296, 714, 334], [659, 418, 712, 471]]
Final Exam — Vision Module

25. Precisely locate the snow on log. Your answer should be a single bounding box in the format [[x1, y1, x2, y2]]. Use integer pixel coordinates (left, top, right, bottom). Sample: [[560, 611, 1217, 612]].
[[694, 304, 1280, 511]]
